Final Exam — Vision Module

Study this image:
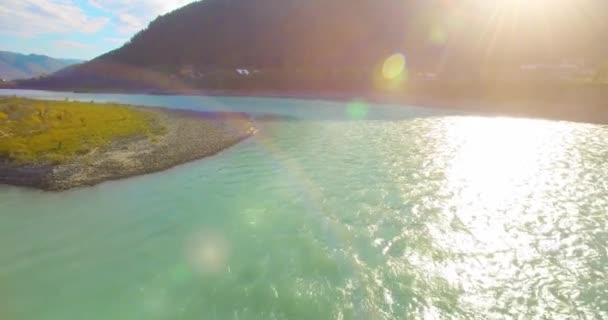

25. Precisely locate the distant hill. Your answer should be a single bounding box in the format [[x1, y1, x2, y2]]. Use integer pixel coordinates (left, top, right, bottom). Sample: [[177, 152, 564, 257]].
[[0, 51, 83, 81], [10, 0, 608, 92]]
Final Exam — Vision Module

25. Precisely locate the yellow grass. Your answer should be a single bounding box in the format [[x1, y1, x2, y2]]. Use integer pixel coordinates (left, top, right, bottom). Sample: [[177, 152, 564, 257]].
[[0, 97, 164, 164]]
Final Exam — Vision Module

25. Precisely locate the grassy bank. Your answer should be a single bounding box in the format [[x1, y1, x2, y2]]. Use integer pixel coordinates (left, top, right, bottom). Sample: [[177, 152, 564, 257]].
[[0, 97, 164, 164], [0, 97, 255, 191]]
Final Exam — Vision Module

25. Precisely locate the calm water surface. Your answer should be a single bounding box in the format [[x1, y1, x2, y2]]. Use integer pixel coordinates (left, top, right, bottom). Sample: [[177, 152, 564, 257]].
[[1, 90, 607, 319]]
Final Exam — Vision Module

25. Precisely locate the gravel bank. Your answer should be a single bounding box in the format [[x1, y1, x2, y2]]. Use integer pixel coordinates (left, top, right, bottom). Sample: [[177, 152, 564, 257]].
[[0, 107, 256, 191]]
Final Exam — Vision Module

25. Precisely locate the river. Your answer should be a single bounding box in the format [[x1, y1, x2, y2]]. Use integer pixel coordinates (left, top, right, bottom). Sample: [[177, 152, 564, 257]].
[[1, 89, 607, 319]]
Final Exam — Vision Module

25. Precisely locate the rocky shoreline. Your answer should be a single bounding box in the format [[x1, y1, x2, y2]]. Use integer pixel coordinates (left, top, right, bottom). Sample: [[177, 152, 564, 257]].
[[0, 107, 256, 191]]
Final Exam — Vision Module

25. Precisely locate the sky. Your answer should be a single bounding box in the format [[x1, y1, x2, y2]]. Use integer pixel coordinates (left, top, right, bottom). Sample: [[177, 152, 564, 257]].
[[0, 0, 198, 60]]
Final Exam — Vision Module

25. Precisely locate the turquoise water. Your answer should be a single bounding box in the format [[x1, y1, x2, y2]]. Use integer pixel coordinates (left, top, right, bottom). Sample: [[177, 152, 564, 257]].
[[1, 90, 607, 319]]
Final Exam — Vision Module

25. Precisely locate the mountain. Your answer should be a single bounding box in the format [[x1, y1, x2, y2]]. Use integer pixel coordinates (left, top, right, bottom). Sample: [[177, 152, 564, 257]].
[[0, 51, 83, 81], [11, 0, 608, 92]]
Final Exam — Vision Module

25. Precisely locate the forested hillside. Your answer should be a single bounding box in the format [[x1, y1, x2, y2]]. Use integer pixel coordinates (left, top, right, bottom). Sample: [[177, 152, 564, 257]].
[[10, 0, 608, 91]]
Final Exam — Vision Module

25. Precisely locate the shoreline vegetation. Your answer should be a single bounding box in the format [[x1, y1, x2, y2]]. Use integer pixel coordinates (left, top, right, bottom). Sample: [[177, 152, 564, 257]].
[[0, 97, 256, 191]]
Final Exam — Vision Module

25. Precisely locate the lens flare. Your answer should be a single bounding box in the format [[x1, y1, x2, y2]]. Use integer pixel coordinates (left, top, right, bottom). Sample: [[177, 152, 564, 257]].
[[186, 229, 230, 274], [430, 25, 448, 45], [382, 53, 406, 80], [346, 100, 369, 120]]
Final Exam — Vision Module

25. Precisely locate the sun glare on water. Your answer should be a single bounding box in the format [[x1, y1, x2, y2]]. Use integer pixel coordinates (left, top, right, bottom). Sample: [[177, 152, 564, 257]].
[[444, 116, 568, 201], [418, 116, 596, 316]]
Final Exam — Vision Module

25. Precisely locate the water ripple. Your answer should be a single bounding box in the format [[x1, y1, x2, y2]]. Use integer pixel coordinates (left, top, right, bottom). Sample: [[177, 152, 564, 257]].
[[1, 115, 607, 319]]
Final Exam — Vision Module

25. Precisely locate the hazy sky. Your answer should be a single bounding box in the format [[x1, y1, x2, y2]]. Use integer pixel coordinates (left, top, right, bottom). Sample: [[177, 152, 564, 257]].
[[0, 0, 197, 60]]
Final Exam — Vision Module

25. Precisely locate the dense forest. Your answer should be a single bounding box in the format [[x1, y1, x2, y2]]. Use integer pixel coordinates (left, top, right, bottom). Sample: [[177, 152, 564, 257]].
[[10, 0, 608, 92]]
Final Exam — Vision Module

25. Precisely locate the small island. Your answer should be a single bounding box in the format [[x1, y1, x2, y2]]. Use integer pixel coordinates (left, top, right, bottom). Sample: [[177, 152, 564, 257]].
[[0, 97, 256, 190]]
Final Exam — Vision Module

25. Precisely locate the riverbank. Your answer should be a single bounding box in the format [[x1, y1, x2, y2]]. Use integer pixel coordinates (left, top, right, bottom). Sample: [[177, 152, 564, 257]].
[[169, 87, 608, 124], [0, 98, 256, 191], [4, 80, 607, 124], [178, 82, 608, 125]]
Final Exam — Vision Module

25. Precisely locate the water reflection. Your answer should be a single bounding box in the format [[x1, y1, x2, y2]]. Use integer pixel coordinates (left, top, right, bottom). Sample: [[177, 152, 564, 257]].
[[420, 116, 608, 319]]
